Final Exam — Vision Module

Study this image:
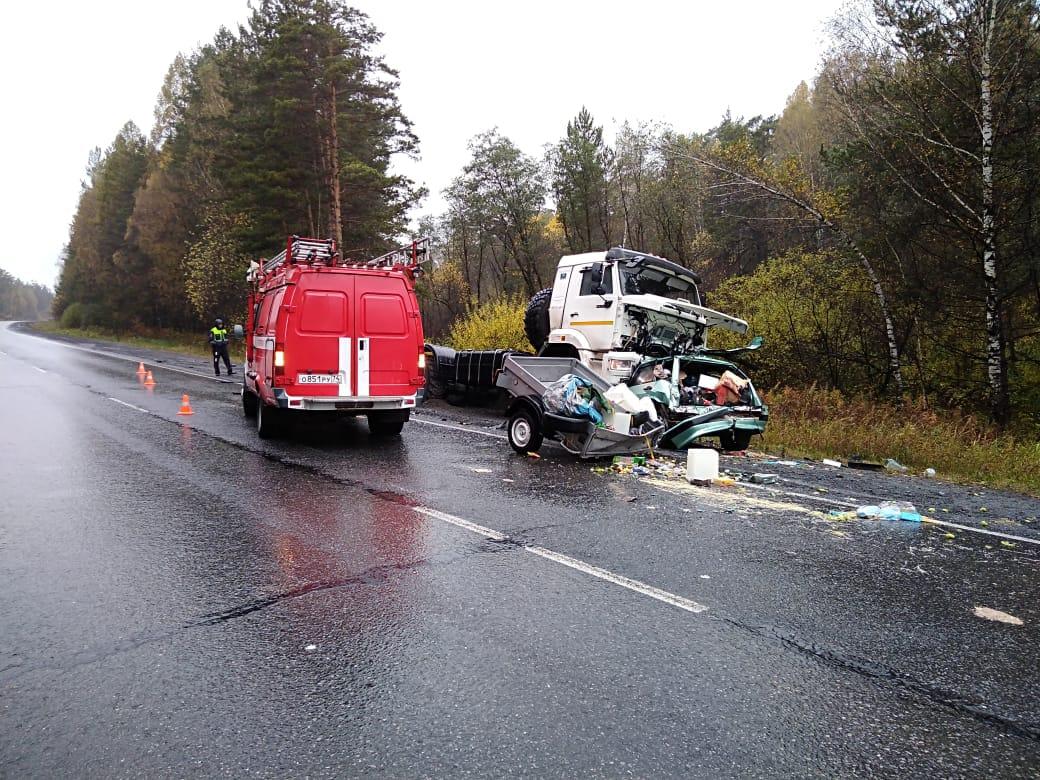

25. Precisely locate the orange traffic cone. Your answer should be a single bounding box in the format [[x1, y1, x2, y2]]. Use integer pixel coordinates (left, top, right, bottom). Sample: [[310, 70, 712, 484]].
[[144, 370, 156, 387], [136, 361, 146, 376], [177, 394, 194, 415]]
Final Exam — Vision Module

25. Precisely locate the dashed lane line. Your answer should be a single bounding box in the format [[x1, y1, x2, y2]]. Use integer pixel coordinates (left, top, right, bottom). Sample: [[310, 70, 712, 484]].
[[413, 505, 708, 614], [411, 417, 506, 440], [108, 397, 151, 414], [741, 480, 1040, 547], [11, 328, 233, 384]]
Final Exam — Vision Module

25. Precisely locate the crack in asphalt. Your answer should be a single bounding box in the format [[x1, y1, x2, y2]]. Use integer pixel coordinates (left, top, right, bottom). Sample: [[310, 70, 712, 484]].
[[0, 548, 508, 686], [715, 613, 1040, 744]]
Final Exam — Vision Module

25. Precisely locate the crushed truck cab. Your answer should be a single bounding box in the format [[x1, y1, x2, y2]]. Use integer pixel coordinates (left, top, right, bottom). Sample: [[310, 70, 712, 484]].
[[243, 236, 427, 438], [524, 246, 768, 450]]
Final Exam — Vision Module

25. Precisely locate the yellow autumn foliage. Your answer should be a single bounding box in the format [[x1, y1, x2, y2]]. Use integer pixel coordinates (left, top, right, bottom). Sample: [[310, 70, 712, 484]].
[[448, 296, 530, 352]]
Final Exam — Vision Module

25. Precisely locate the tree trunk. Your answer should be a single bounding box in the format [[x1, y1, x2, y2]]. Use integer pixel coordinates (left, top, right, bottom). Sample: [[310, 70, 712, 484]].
[[326, 81, 344, 251], [980, 0, 1009, 425]]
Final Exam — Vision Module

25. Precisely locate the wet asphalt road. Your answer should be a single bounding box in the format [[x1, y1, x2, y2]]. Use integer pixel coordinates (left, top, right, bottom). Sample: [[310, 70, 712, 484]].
[[1, 322, 1039, 778]]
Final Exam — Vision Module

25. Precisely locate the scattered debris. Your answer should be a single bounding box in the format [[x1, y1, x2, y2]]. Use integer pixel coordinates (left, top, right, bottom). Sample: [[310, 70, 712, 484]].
[[750, 473, 779, 484], [526, 451, 541, 459], [822, 459, 842, 468], [502, 478, 515, 483], [847, 457, 883, 471], [885, 458, 909, 473], [700, 574, 711, 579], [923, 467, 937, 478], [471, 468, 493, 474], [973, 606, 1023, 626], [856, 502, 922, 522], [304, 644, 318, 652]]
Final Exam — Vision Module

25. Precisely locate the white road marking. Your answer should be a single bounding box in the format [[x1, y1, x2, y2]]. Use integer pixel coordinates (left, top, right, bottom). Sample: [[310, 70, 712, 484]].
[[413, 505, 708, 614], [740, 480, 1040, 546], [14, 329, 233, 383], [107, 397, 150, 414], [527, 546, 708, 613], [411, 417, 506, 440], [413, 506, 507, 541]]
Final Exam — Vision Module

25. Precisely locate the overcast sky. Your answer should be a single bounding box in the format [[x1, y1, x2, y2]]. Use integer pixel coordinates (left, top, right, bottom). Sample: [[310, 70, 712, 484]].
[[0, 0, 844, 288]]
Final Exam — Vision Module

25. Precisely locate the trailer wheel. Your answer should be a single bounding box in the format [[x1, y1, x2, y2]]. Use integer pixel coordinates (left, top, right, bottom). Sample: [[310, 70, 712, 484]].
[[242, 388, 258, 418], [507, 408, 543, 454], [523, 287, 553, 351], [256, 402, 282, 439]]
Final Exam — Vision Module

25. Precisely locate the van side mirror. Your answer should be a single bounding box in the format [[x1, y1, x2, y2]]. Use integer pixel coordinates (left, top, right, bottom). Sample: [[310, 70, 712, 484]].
[[232, 324, 244, 339]]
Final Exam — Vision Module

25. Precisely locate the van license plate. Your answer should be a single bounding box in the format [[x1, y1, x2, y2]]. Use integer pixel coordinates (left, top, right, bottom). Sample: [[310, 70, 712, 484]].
[[298, 373, 344, 384]]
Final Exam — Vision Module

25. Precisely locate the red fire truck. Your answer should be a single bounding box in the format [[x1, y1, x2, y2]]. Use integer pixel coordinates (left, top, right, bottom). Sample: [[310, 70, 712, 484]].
[[242, 235, 427, 438]]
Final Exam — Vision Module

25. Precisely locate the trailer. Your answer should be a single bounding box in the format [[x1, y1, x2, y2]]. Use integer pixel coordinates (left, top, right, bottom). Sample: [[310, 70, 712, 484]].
[[495, 355, 664, 458]]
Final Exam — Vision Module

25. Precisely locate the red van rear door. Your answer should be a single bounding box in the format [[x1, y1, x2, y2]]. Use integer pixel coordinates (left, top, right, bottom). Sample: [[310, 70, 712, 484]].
[[293, 278, 353, 396], [356, 276, 414, 397]]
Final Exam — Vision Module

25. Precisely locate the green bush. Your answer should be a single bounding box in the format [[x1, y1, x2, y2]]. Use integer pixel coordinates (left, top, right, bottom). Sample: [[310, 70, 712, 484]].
[[60, 302, 85, 329], [448, 296, 530, 351]]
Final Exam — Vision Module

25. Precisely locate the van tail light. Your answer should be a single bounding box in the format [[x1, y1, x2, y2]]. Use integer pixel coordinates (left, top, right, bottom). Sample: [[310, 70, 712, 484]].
[[274, 349, 285, 377], [418, 352, 426, 370]]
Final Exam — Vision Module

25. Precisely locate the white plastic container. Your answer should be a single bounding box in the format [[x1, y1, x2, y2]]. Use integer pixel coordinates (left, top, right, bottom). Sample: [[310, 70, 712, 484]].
[[604, 382, 643, 414], [686, 449, 719, 484]]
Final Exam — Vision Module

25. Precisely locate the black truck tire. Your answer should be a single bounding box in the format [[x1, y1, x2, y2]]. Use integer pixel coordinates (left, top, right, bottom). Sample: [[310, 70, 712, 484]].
[[524, 287, 553, 351]]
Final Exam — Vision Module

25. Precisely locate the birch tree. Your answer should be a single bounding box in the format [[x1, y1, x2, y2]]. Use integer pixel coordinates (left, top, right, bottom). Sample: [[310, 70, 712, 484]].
[[827, 0, 1040, 424]]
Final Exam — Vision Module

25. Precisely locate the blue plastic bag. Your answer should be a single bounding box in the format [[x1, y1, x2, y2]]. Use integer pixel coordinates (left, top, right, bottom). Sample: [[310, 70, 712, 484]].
[[542, 374, 604, 424]]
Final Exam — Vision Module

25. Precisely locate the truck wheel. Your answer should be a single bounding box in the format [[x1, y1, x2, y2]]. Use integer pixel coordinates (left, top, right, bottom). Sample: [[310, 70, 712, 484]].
[[242, 388, 258, 418], [508, 408, 543, 454], [256, 403, 282, 439], [523, 287, 553, 351], [719, 430, 753, 452], [368, 412, 408, 436]]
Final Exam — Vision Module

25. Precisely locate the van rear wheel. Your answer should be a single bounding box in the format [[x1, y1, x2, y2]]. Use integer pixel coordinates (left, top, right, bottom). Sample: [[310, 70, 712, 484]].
[[368, 411, 408, 436], [256, 402, 282, 439]]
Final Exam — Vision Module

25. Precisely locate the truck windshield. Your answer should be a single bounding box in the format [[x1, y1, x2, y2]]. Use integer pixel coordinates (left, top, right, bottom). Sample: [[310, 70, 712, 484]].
[[620, 263, 700, 304]]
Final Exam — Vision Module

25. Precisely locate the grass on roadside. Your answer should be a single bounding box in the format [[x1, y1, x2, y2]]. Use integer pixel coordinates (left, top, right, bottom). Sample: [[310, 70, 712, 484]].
[[760, 387, 1040, 496], [30, 321, 246, 362]]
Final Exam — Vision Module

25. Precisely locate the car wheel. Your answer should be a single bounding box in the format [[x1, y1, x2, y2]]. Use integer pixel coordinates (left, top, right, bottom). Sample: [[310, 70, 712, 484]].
[[719, 429, 753, 451], [508, 408, 543, 454]]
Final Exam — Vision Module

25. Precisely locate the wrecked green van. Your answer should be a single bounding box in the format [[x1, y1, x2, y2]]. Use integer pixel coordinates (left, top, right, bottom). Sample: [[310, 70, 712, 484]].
[[627, 338, 768, 451]]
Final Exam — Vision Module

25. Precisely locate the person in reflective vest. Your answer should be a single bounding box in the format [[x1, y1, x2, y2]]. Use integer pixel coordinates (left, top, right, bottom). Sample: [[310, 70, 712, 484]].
[[208, 318, 233, 376]]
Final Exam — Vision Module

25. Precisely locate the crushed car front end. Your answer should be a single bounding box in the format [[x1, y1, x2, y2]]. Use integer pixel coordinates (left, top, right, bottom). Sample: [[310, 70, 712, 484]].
[[626, 351, 768, 451]]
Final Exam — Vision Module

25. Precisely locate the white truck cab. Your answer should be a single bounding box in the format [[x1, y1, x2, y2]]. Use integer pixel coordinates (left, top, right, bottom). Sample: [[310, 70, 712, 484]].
[[533, 247, 748, 380]]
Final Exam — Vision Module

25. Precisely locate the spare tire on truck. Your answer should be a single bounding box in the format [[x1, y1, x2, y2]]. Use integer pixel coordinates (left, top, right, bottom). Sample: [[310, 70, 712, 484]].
[[524, 287, 553, 351]]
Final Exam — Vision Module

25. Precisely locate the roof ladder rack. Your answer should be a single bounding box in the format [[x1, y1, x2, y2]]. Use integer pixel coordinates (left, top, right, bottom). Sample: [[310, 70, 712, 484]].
[[262, 235, 338, 274]]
